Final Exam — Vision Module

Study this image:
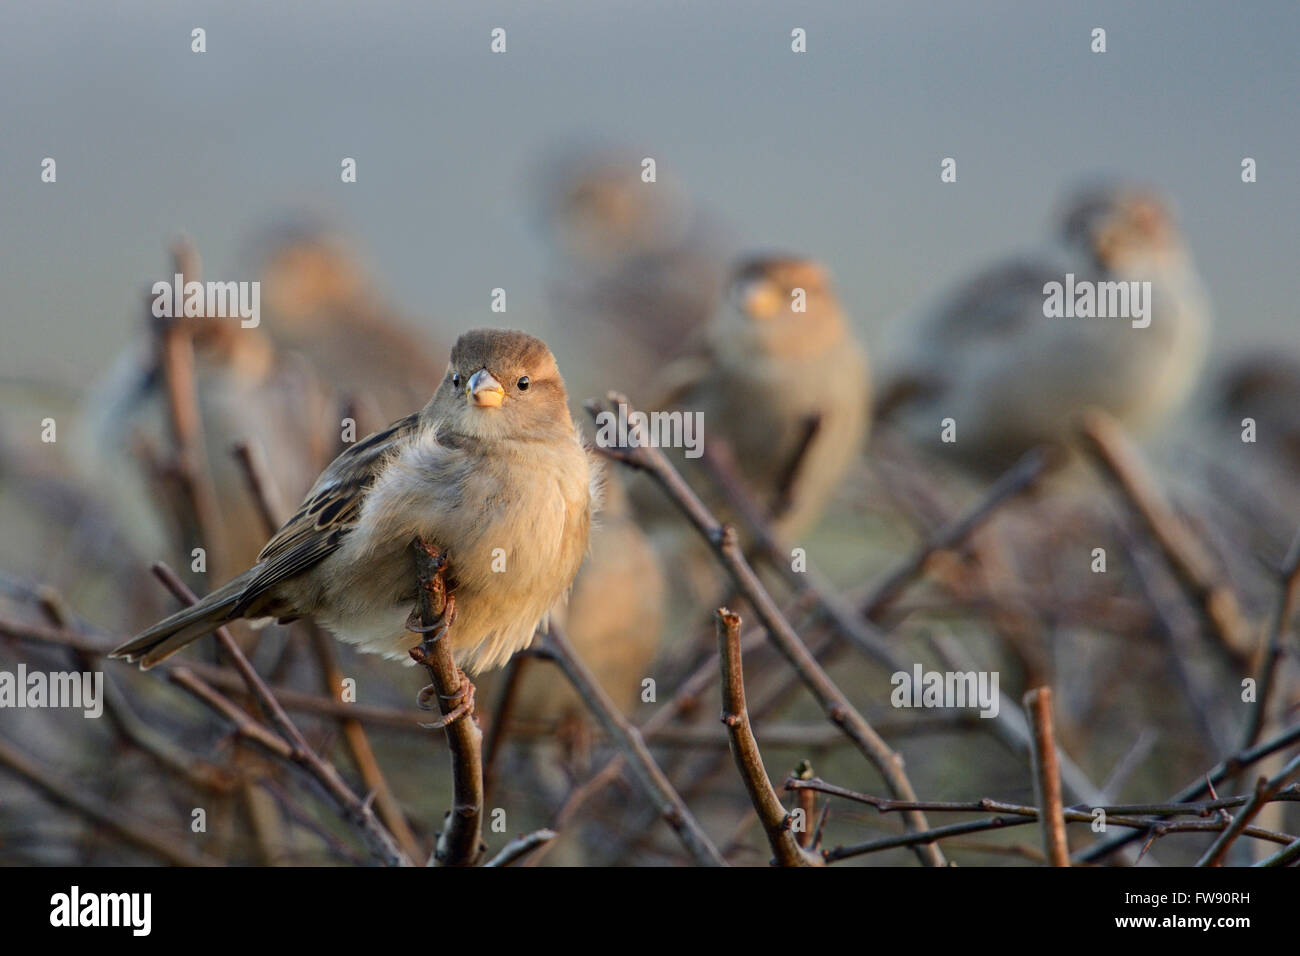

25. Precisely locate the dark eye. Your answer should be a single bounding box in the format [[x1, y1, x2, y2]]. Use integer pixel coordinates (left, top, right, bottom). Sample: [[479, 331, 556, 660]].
[[516, 376, 530, 391], [452, 373, 461, 388]]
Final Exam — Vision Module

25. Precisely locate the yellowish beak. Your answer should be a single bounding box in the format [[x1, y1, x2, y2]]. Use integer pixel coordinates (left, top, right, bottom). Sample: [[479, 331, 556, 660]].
[[737, 278, 783, 320], [467, 368, 505, 407]]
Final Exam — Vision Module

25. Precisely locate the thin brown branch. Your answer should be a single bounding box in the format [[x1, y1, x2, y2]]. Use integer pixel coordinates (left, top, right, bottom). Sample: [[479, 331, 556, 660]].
[[588, 392, 944, 866], [36, 589, 237, 794], [1256, 835, 1300, 867], [483, 828, 558, 867], [539, 620, 727, 866], [859, 448, 1049, 622], [0, 732, 222, 867], [1079, 407, 1252, 669], [789, 778, 1299, 863], [786, 776, 1300, 818], [715, 608, 820, 866], [1244, 525, 1300, 749], [0, 612, 436, 731], [481, 652, 528, 808], [409, 539, 484, 867], [1078, 720, 1300, 863], [232, 436, 422, 861], [533, 448, 1049, 860], [705, 437, 1105, 809], [822, 810, 1293, 863], [150, 563, 412, 866], [1197, 750, 1300, 866], [153, 237, 225, 578], [1024, 687, 1069, 866], [231, 439, 289, 542], [308, 625, 422, 862]]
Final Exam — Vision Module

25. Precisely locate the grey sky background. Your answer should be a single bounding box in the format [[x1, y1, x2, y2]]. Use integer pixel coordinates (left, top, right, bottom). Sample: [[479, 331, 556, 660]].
[[1, 0, 1296, 395]]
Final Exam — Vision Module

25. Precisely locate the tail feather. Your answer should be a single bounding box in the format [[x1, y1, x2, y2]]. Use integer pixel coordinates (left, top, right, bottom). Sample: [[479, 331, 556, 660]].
[[111, 575, 250, 669]]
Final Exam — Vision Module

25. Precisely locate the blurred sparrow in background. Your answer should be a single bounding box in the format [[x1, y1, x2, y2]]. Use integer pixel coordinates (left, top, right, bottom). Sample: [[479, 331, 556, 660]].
[[632, 254, 871, 542], [535, 146, 734, 399], [252, 216, 448, 433], [877, 183, 1211, 473], [112, 329, 596, 674], [77, 247, 332, 577]]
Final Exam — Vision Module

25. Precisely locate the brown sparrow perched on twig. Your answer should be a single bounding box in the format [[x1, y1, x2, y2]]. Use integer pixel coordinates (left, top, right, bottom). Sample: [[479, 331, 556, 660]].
[[112, 330, 596, 674]]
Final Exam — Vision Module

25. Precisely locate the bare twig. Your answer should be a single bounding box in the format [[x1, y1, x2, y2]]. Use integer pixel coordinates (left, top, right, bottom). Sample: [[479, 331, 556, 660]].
[[1197, 750, 1300, 866], [1244, 525, 1300, 749], [481, 653, 528, 807], [715, 608, 820, 866], [789, 779, 1299, 862], [588, 393, 944, 866], [231, 440, 288, 543], [1256, 835, 1300, 867], [786, 776, 1300, 818], [533, 448, 1051, 861], [483, 828, 557, 867], [540, 621, 726, 866], [793, 760, 818, 849], [150, 563, 412, 866], [154, 237, 224, 579], [1024, 687, 1069, 866], [409, 539, 484, 867], [0, 733, 221, 867], [1077, 720, 1300, 863], [232, 437, 422, 861], [1079, 408, 1251, 669], [0, 612, 435, 731]]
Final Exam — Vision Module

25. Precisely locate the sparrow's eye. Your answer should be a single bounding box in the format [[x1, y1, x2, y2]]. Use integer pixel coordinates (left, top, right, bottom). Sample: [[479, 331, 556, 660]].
[[452, 373, 461, 389], [516, 376, 530, 391]]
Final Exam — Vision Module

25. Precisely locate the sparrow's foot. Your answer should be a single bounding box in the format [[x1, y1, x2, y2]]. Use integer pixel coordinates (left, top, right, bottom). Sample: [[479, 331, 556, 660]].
[[404, 608, 446, 636], [405, 593, 459, 636], [416, 666, 476, 728]]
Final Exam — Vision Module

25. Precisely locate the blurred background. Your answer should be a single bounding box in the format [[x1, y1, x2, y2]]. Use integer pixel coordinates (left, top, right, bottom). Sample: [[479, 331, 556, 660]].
[[1, 0, 1298, 867]]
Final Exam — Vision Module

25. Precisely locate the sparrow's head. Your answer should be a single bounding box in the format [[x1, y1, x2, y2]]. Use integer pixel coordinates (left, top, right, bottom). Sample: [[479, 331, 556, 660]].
[[430, 329, 572, 441], [1058, 184, 1184, 272], [715, 255, 846, 359], [251, 216, 368, 324]]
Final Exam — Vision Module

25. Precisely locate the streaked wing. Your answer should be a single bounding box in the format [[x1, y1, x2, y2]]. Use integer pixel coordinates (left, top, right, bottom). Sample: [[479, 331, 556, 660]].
[[230, 412, 419, 615]]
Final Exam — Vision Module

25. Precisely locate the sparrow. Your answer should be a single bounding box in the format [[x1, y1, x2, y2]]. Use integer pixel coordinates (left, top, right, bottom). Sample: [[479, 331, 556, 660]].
[[111, 329, 596, 675], [632, 254, 871, 543], [535, 146, 734, 399], [251, 217, 449, 432], [877, 183, 1211, 473], [76, 255, 332, 577]]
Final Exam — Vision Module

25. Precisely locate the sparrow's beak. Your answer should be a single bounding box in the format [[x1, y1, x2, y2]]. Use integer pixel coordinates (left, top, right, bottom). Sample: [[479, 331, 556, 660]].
[[467, 368, 505, 407], [735, 277, 782, 320]]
